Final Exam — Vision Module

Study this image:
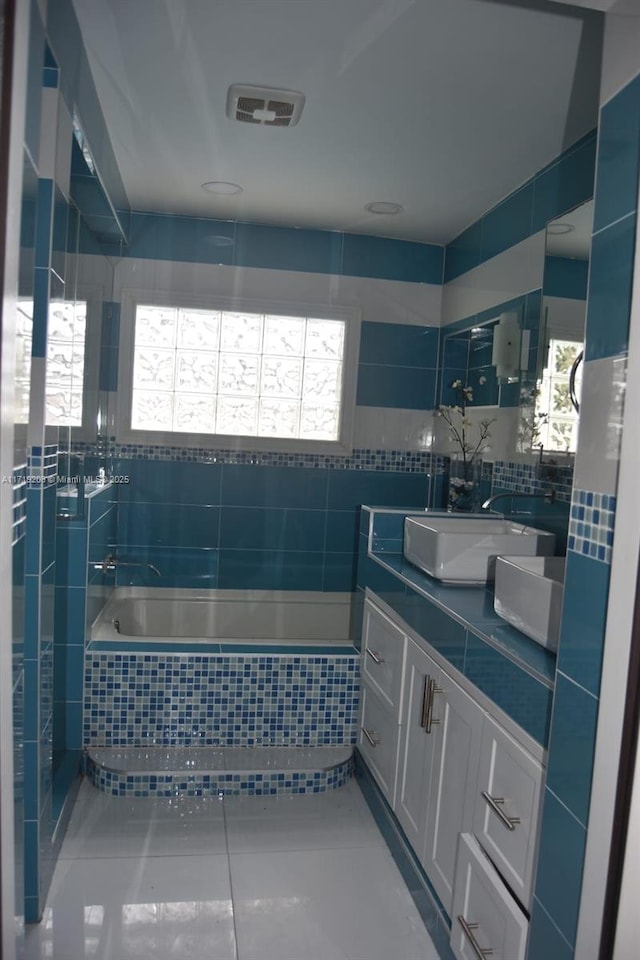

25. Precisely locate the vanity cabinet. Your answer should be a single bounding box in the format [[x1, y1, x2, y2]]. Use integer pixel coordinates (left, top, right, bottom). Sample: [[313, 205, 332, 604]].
[[395, 637, 483, 912], [358, 589, 545, 950], [358, 598, 406, 806], [450, 834, 529, 960], [472, 714, 543, 910]]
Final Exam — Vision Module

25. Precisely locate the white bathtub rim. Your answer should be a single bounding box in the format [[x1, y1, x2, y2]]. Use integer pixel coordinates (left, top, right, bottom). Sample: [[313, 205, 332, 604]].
[[91, 587, 354, 645]]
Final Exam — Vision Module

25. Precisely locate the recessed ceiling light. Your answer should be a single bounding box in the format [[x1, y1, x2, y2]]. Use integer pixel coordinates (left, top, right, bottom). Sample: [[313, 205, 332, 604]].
[[547, 222, 575, 235], [365, 201, 404, 215], [201, 181, 243, 196], [203, 234, 235, 247]]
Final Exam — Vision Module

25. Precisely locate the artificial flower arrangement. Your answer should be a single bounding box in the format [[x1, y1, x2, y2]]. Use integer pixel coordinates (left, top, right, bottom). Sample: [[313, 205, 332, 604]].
[[439, 380, 495, 508]]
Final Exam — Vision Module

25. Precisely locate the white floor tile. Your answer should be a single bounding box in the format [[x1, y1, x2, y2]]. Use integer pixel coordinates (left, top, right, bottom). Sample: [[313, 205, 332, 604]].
[[222, 778, 372, 822], [31, 778, 439, 960], [25, 854, 236, 960], [63, 783, 227, 859], [225, 814, 384, 855], [229, 846, 439, 960]]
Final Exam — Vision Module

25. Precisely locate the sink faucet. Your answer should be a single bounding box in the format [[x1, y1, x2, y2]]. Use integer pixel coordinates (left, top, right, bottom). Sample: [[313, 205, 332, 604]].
[[482, 490, 556, 511]]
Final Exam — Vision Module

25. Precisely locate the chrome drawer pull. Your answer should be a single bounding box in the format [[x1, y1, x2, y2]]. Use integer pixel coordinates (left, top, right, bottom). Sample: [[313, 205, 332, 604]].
[[481, 790, 521, 831], [420, 675, 430, 729], [366, 649, 386, 665], [458, 916, 494, 958], [425, 680, 442, 734], [362, 727, 381, 748]]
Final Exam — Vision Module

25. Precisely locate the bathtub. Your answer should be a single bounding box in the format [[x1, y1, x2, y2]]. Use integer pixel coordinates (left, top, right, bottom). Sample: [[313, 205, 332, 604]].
[[91, 586, 353, 648]]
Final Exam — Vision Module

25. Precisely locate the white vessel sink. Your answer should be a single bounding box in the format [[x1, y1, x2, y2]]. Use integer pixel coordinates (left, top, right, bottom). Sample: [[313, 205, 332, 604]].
[[403, 516, 555, 583], [494, 555, 565, 650]]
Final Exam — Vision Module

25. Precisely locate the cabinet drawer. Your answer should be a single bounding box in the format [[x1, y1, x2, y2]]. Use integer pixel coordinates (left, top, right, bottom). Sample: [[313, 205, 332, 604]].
[[359, 681, 400, 806], [473, 714, 543, 910], [451, 834, 528, 960], [362, 598, 406, 714]]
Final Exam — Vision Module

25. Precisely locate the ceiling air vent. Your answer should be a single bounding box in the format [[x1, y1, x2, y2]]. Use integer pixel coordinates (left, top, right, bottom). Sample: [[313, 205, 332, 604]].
[[226, 84, 305, 127]]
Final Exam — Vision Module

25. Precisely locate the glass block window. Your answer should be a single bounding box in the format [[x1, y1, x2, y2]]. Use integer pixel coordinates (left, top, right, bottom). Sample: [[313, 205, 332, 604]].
[[14, 299, 87, 426], [14, 300, 33, 424], [46, 300, 87, 426], [130, 305, 346, 441], [535, 338, 582, 453]]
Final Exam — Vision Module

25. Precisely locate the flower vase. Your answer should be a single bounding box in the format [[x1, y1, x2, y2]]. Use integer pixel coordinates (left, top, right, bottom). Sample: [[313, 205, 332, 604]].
[[447, 458, 482, 512]]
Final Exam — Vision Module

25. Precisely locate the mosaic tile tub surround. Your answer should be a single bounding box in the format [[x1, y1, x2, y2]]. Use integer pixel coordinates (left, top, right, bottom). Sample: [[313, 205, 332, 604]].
[[86, 745, 353, 797], [84, 652, 360, 748]]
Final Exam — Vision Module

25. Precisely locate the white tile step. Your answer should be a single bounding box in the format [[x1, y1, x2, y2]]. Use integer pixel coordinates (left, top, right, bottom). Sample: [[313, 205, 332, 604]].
[[88, 745, 352, 775]]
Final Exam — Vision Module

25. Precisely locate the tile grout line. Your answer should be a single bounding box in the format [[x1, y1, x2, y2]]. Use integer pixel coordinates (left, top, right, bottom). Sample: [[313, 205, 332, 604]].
[[222, 795, 242, 960]]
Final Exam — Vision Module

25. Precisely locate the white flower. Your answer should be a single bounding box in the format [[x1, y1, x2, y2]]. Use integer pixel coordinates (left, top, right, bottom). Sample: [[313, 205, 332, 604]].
[[478, 376, 487, 385]]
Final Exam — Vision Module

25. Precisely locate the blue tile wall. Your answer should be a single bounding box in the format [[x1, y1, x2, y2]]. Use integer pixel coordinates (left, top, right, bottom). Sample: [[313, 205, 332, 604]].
[[341, 233, 444, 284], [445, 131, 597, 281], [528, 900, 575, 960], [357, 321, 440, 410], [83, 653, 359, 747], [533, 791, 587, 947], [481, 182, 535, 262], [592, 74, 640, 234], [585, 212, 637, 360], [583, 73, 640, 363], [531, 133, 598, 235], [529, 71, 640, 958], [464, 633, 552, 744], [84, 209, 444, 283], [543, 256, 589, 300], [545, 673, 599, 829], [113, 457, 427, 592], [556, 549, 611, 698], [23, 444, 60, 923]]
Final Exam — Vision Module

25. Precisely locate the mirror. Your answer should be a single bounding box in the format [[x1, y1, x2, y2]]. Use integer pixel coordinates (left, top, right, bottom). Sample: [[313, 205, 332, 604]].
[[520, 200, 592, 456], [54, 117, 122, 520], [440, 309, 532, 412]]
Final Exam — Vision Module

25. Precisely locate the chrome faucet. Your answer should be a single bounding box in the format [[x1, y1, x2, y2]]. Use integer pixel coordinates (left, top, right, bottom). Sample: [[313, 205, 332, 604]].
[[94, 554, 161, 576], [482, 490, 556, 511]]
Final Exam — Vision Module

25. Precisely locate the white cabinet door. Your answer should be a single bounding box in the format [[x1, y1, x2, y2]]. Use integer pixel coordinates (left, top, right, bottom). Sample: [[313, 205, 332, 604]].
[[450, 834, 528, 960], [361, 597, 406, 714], [359, 681, 401, 806], [473, 714, 543, 910], [422, 669, 484, 914], [394, 639, 439, 852]]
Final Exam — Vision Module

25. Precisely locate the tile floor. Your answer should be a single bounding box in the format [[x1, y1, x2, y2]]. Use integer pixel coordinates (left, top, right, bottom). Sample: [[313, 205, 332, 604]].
[[25, 777, 440, 960]]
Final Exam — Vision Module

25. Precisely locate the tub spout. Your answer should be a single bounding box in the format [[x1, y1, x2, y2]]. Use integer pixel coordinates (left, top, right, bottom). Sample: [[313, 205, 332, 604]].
[[94, 555, 162, 577]]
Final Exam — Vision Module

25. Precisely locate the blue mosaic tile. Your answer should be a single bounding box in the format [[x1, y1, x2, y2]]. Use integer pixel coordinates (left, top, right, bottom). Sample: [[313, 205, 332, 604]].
[[568, 489, 616, 564], [11, 464, 27, 545], [84, 653, 360, 748], [71, 442, 437, 475], [492, 460, 574, 502]]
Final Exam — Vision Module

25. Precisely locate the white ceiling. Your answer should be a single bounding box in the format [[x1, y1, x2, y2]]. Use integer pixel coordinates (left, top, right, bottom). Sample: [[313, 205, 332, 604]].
[[72, 0, 603, 244]]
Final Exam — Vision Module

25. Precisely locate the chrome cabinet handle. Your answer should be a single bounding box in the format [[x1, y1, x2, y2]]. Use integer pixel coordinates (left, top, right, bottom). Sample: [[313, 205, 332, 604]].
[[425, 680, 442, 734], [458, 916, 494, 958], [366, 649, 385, 665], [420, 675, 430, 729], [481, 790, 521, 831], [362, 727, 381, 748]]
